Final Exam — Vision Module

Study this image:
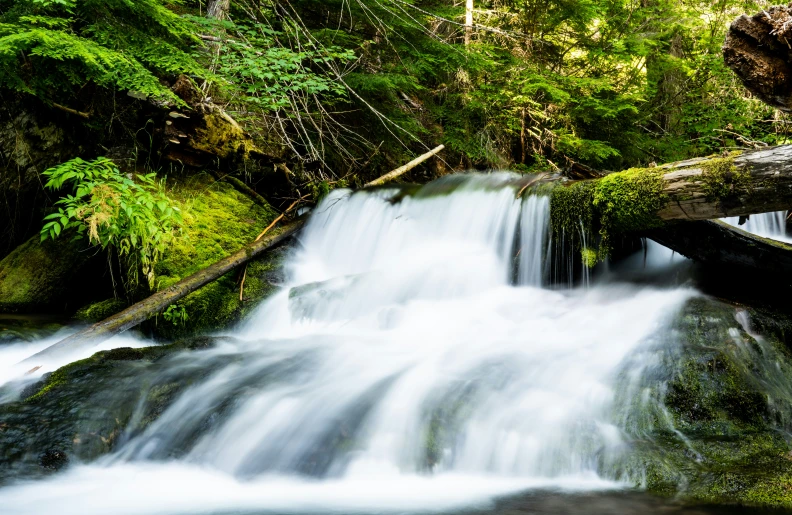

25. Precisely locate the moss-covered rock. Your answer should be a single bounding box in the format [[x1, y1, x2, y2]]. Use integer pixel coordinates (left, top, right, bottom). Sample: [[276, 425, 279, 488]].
[[0, 235, 98, 313], [0, 316, 63, 344], [0, 336, 223, 484], [73, 298, 128, 323], [619, 296, 792, 508], [148, 173, 285, 339]]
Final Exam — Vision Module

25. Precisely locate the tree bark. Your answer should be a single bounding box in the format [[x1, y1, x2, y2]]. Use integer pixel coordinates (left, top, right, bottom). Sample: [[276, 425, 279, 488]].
[[587, 145, 792, 223], [723, 6, 792, 112], [207, 0, 231, 20]]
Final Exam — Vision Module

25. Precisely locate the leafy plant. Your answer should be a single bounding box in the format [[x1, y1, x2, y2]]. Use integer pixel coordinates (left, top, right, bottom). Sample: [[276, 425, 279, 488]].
[[202, 18, 354, 112], [162, 303, 189, 326], [0, 0, 203, 104], [40, 157, 182, 290]]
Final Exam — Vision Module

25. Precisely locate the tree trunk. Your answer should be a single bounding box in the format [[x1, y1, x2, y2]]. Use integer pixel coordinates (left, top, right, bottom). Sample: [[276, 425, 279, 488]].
[[653, 146, 792, 221], [723, 6, 792, 112], [558, 145, 792, 230], [465, 0, 473, 45], [207, 0, 231, 20]]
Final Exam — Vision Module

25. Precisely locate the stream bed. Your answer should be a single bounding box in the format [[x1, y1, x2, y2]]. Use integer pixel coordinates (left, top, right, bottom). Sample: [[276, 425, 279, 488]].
[[2, 175, 792, 514]]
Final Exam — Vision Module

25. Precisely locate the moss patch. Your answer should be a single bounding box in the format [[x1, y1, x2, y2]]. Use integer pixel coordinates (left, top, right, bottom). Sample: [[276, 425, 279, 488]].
[[593, 166, 668, 235], [581, 247, 599, 268], [0, 236, 94, 313], [150, 174, 283, 338], [549, 180, 596, 237], [550, 165, 667, 261], [698, 155, 751, 203], [74, 299, 128, 323]]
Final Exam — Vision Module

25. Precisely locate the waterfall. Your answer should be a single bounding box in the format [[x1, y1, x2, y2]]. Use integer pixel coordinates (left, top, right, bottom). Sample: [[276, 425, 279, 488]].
[[722, 211, 791, 242], [0, 174, 696, 515], [517, 194, 550, 286]]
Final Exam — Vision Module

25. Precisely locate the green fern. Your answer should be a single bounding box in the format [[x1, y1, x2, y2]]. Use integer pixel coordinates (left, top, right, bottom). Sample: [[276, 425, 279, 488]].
[[0, 0, 203, 104]]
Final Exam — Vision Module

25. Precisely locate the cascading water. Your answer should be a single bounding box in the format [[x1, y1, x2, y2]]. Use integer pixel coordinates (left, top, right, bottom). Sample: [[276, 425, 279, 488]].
[[0, 174, 724, 515], [722, 211, 791, 242]]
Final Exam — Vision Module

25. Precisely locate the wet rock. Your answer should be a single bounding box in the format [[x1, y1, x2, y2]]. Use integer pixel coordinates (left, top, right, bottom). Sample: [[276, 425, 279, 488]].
[[39, 449, 68, 471], [0, 336, 226, 485], [621, 297, 792, 507]]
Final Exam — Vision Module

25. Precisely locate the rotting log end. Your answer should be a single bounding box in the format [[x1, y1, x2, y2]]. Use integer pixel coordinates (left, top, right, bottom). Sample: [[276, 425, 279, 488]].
[[723, 6, 792, 111]]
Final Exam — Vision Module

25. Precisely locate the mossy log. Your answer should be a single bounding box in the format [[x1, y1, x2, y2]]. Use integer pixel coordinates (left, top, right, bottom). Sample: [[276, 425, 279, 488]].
[[25, 220, 302, 362], [551, 145, 792, 239]]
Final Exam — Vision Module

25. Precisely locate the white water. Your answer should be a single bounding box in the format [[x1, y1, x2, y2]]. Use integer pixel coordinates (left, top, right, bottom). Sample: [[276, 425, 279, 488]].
[[722, 211, 791, 242], [0, 331, 153, 400], [0, 175, 697, 514]]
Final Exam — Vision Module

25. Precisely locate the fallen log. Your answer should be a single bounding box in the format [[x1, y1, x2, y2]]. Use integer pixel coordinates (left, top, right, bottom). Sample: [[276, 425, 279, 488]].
[[647, 220, 792, 284], [550, 145, 792, 240], [28, 145, 446, 360], [25, 221, 302, 362], [364, 145, 444, 187]]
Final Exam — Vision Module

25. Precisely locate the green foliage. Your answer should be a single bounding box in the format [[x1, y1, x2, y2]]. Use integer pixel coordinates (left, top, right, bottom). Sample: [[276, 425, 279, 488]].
[[40, 157, 182, 289], [162, 304, 189, 326], [196, 17, 354, 112], [0, 0, 203, 104]]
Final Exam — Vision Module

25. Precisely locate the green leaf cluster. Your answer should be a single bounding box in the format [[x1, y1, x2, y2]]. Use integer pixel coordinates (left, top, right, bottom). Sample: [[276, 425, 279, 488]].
[[0, 0, 203, 104], [40, 157, 182, 290], [202, 17, 354, 112]]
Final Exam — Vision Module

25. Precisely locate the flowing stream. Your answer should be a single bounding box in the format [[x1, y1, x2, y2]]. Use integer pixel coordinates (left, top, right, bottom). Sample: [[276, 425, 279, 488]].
[[723, 210, 791, 242], [0, 175, 789, 514]]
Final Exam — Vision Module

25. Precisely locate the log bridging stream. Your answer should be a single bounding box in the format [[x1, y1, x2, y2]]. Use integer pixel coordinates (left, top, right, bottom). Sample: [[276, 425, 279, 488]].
[[554, 145, 792, 226]]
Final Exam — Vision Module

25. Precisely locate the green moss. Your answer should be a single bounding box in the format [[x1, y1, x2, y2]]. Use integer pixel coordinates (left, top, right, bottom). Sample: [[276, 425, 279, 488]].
[[698, 155, 751, 202], [74, 299, 128, 322], [742, 472, 792, 507], [549, 180, 596, 237], [593, 166, 668, 235], [149, 174, 283, 338], [0, 236, 92, 313], [550, 166, 667, 262], [156, 175, 278, 283], [581, 247, 599, 268]]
